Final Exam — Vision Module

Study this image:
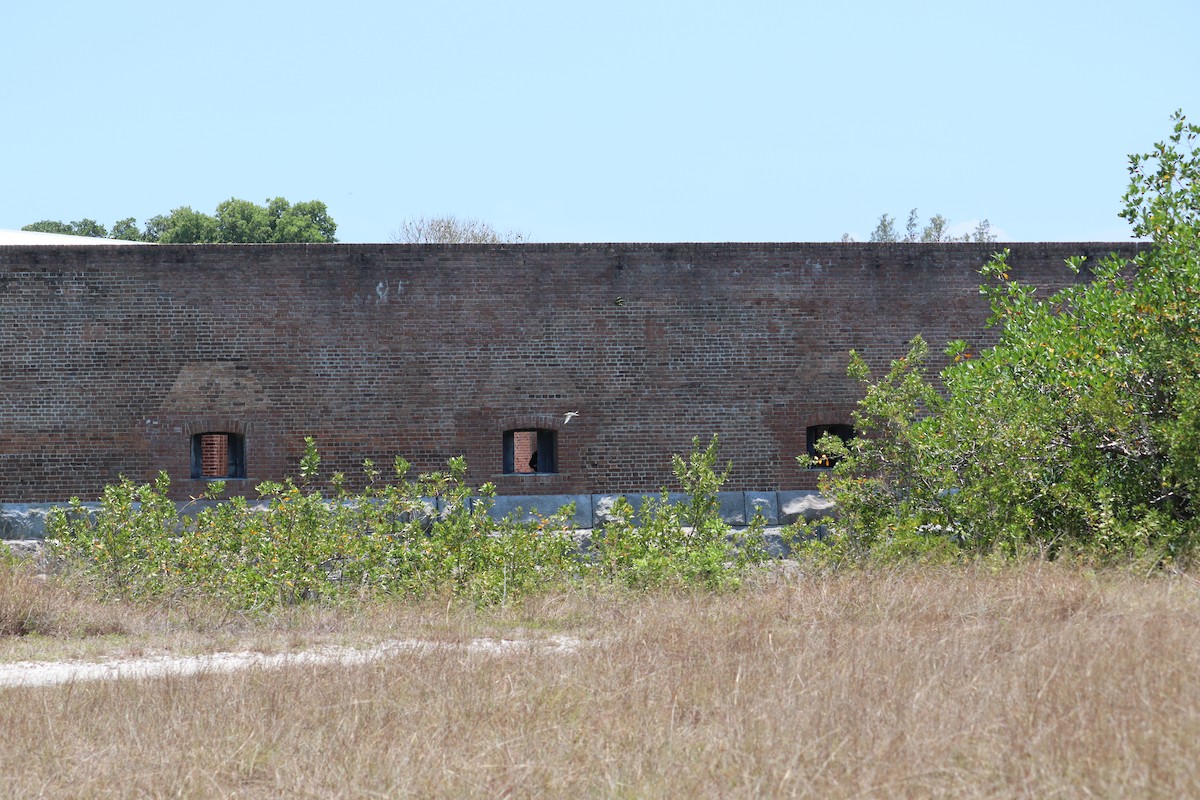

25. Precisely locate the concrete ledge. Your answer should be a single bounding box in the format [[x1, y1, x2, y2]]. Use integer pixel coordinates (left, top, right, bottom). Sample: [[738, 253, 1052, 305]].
[[745, 492, 780, 526], [1, 504, 101, 540], [591, 493, 692, 528], [778, 491, 837, 526], [3, 492, 831, 538], [3, 528, 791, 563], [759, 527, 791, 558], [484, 495, 592, 529], [716, 492, 747, 526], [589, 492, 775, 528]]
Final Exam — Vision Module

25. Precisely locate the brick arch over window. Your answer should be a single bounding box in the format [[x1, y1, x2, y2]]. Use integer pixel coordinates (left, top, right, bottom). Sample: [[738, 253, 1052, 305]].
[[181, 418, 253, 439]]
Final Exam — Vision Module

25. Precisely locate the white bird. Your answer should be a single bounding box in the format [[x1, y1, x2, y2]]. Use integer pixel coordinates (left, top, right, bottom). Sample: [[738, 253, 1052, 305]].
[[563, 411, 579, 424]]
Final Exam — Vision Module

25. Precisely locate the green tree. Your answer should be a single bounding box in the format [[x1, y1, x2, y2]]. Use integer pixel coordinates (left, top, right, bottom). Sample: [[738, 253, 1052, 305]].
[[817, 112, 1200, 561], [109, 218, 144, 241], [841, 209, 996, 243], [267, 198, 338, 243], [21, 219, 108, 238], [22, 220, 77, 236], [23, 198, 337, 244], [866, 214, 898, 243], [390, 215, 529, 244], [214, 198, 273, 243], [147, 207, 219, 243], [207, 197, 335, 243]]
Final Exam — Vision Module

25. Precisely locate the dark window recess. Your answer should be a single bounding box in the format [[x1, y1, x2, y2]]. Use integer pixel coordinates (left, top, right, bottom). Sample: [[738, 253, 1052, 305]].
[[503, 429, 557, 474], [191, 433, 246, 479], [806, 424, 854, 469]]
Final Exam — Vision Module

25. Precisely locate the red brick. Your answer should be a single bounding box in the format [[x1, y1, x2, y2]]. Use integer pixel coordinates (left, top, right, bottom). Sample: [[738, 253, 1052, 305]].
[[0, 242, 1142, 500]]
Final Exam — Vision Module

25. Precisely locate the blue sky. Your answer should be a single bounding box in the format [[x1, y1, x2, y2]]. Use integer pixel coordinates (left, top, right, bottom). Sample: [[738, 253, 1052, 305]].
[[4, 0, 1197, 243]]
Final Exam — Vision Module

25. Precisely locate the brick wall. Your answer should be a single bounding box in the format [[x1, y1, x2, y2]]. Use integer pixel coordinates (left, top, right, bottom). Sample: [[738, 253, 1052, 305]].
[[0, 242, 1143, 501]]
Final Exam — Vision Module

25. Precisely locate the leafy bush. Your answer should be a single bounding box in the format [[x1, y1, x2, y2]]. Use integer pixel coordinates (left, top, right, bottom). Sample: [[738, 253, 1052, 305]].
[[812, 112, 1200, 563], [594, 435, 766, 590], [47, 436, 766, 608], [48, 438, 581, 608]]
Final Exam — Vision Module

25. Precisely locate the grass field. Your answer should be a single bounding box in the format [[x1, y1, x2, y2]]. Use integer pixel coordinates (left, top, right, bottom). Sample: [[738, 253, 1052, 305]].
[[3, 560, 1199, 798]]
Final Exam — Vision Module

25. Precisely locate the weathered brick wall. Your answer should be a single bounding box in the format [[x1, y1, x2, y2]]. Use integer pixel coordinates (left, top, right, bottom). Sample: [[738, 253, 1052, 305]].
[[0, 242, 1141, 501]]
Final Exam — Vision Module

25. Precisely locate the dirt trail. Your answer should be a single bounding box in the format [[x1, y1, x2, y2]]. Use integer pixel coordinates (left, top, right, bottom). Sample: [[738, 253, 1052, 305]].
[[0, 635, 583, 689]]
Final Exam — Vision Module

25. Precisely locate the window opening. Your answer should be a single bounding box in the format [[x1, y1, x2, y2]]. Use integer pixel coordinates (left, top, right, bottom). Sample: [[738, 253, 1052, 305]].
[[503, 429, 557, 474], [191, 433, 246, 479], [806, 424, 853, 469]]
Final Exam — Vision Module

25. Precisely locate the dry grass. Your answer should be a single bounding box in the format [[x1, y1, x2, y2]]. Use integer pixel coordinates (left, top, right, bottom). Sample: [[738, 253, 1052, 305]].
[[0, 564, 505, 665], [3, 561, 1200, 797], [0, 564, 132, 640]]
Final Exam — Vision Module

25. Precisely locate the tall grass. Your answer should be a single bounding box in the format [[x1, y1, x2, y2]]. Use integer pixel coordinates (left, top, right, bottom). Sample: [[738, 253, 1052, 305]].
[[3, 562, 1199, 797], [0, 561, 130, 640]]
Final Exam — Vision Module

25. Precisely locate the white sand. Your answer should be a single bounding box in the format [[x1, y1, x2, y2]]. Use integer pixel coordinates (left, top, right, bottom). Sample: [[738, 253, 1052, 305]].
[[0, 635, 583, 689]]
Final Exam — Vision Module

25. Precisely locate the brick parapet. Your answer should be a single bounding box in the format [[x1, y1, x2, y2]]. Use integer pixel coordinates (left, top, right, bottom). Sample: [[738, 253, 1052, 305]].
[[0, 242, 1146, 501]]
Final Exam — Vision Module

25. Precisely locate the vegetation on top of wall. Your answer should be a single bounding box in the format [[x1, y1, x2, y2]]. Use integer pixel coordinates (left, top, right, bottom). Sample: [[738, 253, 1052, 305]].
[[841, 208, 997, 243], [45, 435, 767, 609], [808, 111, 1200, 565], [388, 215, 530, 244]]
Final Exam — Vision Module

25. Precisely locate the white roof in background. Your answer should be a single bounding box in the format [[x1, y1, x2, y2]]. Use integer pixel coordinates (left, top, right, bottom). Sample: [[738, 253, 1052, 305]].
[[0, 229, 153, 245]]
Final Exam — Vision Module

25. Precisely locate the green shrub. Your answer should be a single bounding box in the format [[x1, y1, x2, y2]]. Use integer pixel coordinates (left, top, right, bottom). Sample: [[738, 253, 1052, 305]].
[[812, 112, 1200, 564], [48, 436, 765, 608], [594, 435, 767, 590]]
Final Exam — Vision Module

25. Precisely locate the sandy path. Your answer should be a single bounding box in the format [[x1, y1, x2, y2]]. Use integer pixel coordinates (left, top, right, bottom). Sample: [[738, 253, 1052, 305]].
[[0, 635, 583, 689]]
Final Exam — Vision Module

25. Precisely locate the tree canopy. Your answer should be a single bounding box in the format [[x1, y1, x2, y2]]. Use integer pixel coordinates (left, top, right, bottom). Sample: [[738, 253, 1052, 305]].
[[842, 209, 996, 243], [813, 112, 1200, 563], [389, 215, 529, 244], [23, 198, 338, 244], [22, 219, 110, 238]]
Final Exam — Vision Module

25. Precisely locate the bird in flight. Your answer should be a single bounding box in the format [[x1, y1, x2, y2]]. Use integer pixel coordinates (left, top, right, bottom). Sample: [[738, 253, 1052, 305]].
[[563, 411, 579, 424]]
